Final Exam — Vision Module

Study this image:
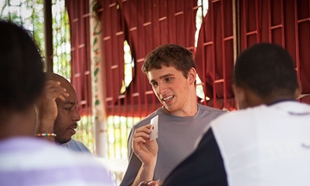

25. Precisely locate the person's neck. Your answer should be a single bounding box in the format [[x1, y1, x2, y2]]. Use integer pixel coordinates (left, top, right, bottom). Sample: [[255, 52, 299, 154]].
[[266, 98, 296, 106], [264, 94, 297, 106], [0, 108, 36, 140], [164, 104, 198, 117]]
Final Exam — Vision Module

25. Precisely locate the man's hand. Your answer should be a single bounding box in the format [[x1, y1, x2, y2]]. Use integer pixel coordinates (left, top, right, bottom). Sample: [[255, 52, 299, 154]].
[[36, 80, 69, 140], [131, 124, 159, 186], [133, 124, 159, 166], [138, 180, 162, 186]]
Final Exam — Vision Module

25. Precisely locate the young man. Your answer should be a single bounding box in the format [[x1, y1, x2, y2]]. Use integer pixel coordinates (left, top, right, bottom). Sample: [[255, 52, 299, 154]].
[[37, 73, 91, 153], [162, 43, 310, 186], [0, 20, 114, 186], [120, 44, 224, 186]]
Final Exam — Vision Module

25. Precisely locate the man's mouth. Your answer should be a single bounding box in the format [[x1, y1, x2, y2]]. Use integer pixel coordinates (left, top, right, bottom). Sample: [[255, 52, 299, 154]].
[[67, 128, 76, 135], [67, 124, 78, 135], [162, 95, 174, 102]]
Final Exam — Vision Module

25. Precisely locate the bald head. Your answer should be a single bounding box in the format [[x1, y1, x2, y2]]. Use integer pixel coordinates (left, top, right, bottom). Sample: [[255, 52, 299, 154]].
[[46, 73, 70, 85], [45, 73, 75, 96]]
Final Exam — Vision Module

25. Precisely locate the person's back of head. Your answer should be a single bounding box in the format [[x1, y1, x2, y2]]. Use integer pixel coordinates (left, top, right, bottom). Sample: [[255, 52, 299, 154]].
[[0, 20, 45, 123], [233, 43, 300, 108], [142, 44, 196, 78]]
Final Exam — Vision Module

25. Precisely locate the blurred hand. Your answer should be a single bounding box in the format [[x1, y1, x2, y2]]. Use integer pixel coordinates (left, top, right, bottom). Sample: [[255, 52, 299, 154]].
[[138, 180, 162, 186], [36, 80, 68, 133]]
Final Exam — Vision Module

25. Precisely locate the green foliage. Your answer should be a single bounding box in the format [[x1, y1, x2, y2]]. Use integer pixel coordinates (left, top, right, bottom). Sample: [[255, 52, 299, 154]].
[[0, 0, 71, 78], [0, 0, 45, 55]]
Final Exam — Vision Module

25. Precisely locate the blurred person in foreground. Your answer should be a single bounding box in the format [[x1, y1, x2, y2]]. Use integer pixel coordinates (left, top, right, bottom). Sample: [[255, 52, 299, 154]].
[[162, 43, 310, 186], [36, 73, 91, 154], [120, 44, 225, 186], [0, 20, 115, 186]]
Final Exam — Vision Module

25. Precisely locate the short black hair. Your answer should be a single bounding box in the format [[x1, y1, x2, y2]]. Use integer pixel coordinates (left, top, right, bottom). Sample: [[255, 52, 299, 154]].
[[142, 44, 196, 78], [0, 20, 45, 112], [234, 43, 298, 98]]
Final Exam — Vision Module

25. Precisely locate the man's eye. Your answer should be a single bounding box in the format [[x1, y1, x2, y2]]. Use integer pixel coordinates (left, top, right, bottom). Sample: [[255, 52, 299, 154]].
[[64, 107, 71, 111], [165, 77, 172, 82], [151, 82, 158, 87]]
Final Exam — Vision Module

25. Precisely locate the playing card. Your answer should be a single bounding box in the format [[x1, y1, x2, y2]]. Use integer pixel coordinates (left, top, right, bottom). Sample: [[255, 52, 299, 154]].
[[149, 115, 159, 141]]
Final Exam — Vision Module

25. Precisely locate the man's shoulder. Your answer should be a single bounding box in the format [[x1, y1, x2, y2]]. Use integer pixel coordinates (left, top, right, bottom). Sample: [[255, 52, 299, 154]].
[[132, 107, 164, 129], [69, 139, 85, 145], [197, 104, 226, 121], [2, 137, 95, 165], [209, 106, 266, 133], [212, 104, 267, 122], [198, 104, 226, 113], [62, 139, 91, 154], [1, 137, 114, 185]]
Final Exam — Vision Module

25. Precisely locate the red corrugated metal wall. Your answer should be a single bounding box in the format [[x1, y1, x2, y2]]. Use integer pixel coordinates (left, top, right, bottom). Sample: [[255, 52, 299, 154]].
[[66, 0, 94, 151], [239, 0, 310, 103], [66, 1, 92, 115], [66, 0, 310, 119], [196, 0, 235, 110]]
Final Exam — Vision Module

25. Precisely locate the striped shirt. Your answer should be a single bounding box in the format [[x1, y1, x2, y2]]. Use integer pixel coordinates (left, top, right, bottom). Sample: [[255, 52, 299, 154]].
[[0, 137, 115, 186]]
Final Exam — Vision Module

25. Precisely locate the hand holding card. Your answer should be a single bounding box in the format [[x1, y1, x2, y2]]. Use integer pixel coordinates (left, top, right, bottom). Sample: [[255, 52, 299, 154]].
[[149, 115, 158, 141]]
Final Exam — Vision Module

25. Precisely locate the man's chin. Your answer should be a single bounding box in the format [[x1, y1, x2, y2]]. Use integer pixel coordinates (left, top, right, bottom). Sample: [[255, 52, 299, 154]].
[[57, 136, 72, 144]]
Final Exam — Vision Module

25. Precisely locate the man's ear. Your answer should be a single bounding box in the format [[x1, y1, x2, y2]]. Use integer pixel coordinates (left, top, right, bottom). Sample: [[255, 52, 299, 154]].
[[295, 80, 302, 100], [232, 84, 246, 109], [188, 68, 197, 85]]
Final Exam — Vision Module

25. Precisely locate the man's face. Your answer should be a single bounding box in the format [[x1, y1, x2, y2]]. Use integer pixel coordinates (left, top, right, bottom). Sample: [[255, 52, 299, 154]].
[[147, 66, 194, 116], [54, 81, 80, 144]]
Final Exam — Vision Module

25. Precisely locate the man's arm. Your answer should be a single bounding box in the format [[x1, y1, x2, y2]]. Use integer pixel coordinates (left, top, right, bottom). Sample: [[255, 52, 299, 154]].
[[130, 124, 158, 186], [36, 80, 68, 142], [162, 128, 228, 186]]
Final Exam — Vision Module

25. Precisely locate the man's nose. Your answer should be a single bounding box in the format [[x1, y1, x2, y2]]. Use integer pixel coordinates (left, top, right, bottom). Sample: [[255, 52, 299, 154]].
[[72, 108, 81, 121], [158, 83, 168, 95]]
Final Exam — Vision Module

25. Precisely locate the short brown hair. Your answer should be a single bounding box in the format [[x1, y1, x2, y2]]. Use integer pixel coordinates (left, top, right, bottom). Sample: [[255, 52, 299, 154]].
[[142, 44, 196, 78]]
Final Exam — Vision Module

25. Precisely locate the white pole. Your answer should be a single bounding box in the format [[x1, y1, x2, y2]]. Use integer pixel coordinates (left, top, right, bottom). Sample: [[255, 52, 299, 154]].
[[89, 0, 108, 158]]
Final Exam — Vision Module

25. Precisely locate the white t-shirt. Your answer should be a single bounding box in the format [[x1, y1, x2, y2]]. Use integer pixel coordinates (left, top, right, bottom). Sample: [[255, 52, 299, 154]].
[[212, 101, 310, 186]]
